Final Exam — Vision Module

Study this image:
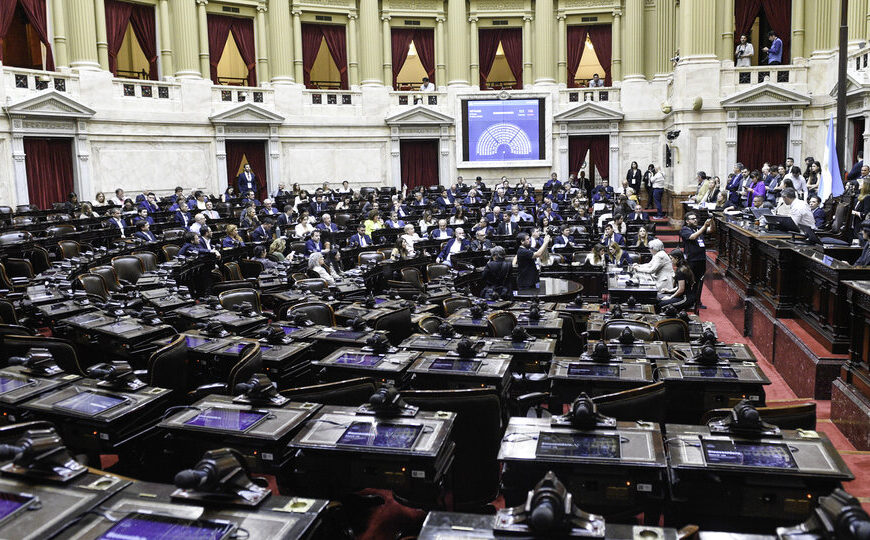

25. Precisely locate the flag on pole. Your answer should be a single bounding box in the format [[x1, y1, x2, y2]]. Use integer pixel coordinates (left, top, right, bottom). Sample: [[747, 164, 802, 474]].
[[819, 115, 845, 201]]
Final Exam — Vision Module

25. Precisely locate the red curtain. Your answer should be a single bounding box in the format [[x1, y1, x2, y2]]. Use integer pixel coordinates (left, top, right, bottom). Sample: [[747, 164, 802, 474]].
[[853, 118, 865, 165], [229, 17, 257, 86], [391, 28, 416, 88], [478, 29, 501, 89], [23, 138, 73, 210], [589, 136, 610, 182], [734, 0, 762, 44], [129, 3, 158, 80], [0, 1, 20, 61], [18, 0, 53, 70], [737, 125, 788, 171], [207, 14, 233, 83], [734, 0, 790, 63], [587, 25, 612, 86], [569, 136, 592, 176], [320, 24, 348, 89], [415, 29, 435, 82], [566, 26, 588, 88], [105, 0, 133, 75], [301, 24, 323, 87], [225, 140, 268, 201], [500, 28, 523, 89], [400, 139, 439, 189]]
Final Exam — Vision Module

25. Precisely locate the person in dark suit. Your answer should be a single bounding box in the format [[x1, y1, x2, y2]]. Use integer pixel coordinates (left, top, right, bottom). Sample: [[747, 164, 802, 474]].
[[178, 232, 209, 257], [106, 208, 127, 238], [627, 208, 649, 222], [309, 195, 328, 215], [435, 189, 453, 209], [237, 164, 258, 197], [436, 228, 469, 267], [601, 222, 625, 246], [250, 219, 274, 243], [277, 205, 296, 229], [317, 213, 340, 232], [847, 151, 864, 182], [496, 214, 517, 236], [809, 196, 826, 229], [480, 246, 511, 299], [552, 225, 574, 247], [138, 193, 159, 213], [260, 198, 279, 216], [174, 202, 193, 229], [626, 162, 643, 195], [222, 224, 245, 248], [305, 231, 323, 254], [133, 221, 157, 242], [470, 229, 493, 251], [429, 219, 454, 240], [855, 223, 870, 265], [133, 208, 154, 226], [348, 224, 372, 247]]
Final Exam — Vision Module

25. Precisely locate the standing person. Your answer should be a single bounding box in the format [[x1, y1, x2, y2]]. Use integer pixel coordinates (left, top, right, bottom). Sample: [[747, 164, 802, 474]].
[[237, 164, 258, 199], [735, 34, 754, 67], [650, 166, 666, 218], [762, 30, 783, 65], [642, 164, 656, 209], [626, 162, 642, 197], [679, 211, 713, 308], [512, 232, 551, 289], [588, 73, 604, 87]]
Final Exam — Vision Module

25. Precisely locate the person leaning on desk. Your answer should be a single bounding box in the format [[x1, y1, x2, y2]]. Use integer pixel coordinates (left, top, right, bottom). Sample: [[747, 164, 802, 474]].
[[855, 222, 870, 266]]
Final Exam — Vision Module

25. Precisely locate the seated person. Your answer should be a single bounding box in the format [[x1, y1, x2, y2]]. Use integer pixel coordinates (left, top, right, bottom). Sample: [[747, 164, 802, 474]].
[[436, 228, 469, 267], [809, 195, 825, 228], [309, 251, 338, 286], [552, 225, 574, 247], [480, 246, 511, 299], [470, 228, 493, 251], [600, 222, 625, 246], [252, 245, 278, 270], [105, 207, 128, 237], [606, 242, 631, 266], [260, 198, 280, 216], [317, 213, 340, 232], [611, 213, 627, 234], [241, 191, 261, 207], [348, 224, 373, 247], [250, 219, 275, 243], [203, 201, 220, 220], [174, 202, 193, 229], [269, 239, 286, 262], [385, 211, 405, 229], [364, 210, 384, 237], [294, 212, 315, 237], [277, 204, 296, 229], [633, 226, 652, 248], [584, 243, 607, 267], [222, 224, 245, 248], [855, 223, 870, 266], [496, 213, 519, 236], [658, 248, 696, 310], [591, 180, 614, 202], [390, 235, 415, 261], [178, 232, 209, 257], [240, 206, 260, 230], [305, 230, 324, 254], [472, 217, 494, 236], [139, 193, 160, 213], [133, 207, 154, 226], [632, 239, 674, 292], [429, 219, 454, 240], [133, 221, 158, 242]]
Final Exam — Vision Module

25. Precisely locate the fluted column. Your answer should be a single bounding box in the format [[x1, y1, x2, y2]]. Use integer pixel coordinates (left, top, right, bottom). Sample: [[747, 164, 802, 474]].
[[810, 0, 834, 53], [850, 0, 867, 43], [610, 9, 621, 80], [94, 0, 109, 70], [267, 0, 293, 83], [196, 0, 210, 79], [654, 0, 674, 74], [622, 0, 643, 78], [347, 14, 359, 86], [792, 0, 805, 58], [51, 0, 69, 69], [469, 16, 479, 87], [720, 0, 734, 61], [359, 0, 382, 85], [680, 0, 715, 58], [534, 0, 555, 84], [522, 15, 532, 86], [435, 16, 446, 86], [447, 0, 468, 86], [292, 9, 303, 83], [66, 0, 100, 70], [171, 0, 201, 78], [255, 3, 269, 83], [557, 14, 566, 86], [158, 0, 174, 77], [381, 16, 392, 86]]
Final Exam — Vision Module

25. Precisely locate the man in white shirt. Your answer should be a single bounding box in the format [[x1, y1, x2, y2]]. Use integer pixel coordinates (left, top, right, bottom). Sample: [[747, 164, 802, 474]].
[[776, 188, 816, 229], [588, 73, 604, 87], [109, 188, 126, 207], [189, 213, 207, 235], [420, 77, 435, 92], [203, 201, 220, 220], [735, 34, 754, 67]]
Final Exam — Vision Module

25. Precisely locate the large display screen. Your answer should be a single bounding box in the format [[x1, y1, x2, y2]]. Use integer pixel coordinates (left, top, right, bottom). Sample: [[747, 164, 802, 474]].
[[98, 512, 234, 540], [462, 99, 545, 162]]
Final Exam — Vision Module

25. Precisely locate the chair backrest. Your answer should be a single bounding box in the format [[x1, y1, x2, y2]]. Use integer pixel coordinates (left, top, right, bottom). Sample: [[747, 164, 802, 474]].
[[295, 278, 327, 293], [426, 263, 450, 280], [0, 299, 18, 325], [91, 266, 121, 292], [0, 231, 31, 245], [0, 263, 14, 290], [557, 313, 583, 355], [218, 288, 262, 313], [222, 262, 244, 281], [57, 240, 81, 259], [486, 311, 518, 338], [291, 273, 309, 283], [4, 258, 34, 279], [358, 251, 385, 265], [132, 251, 158, 271], [46, 224, 76, 237], [29, 246, 50, 274], [228, 343, 263, 390], [162, 229, 186, 240], [333, 213, 352, 228], [290, 241, 307, 254], [238, 259, 264, 278], [289, 302, 335, 326], [400, 267, 424, 290], [162, 244, 180, 261], [77, 273, 110, 301], [443, 297, 472, 316], [653, 318, 690, 342], [372, 308, 413, 345], [417, 315, 444, 334], [593, 382, 666, 424], [147, 335, 190, 392], [830, 202, 849, 233], [600, 319, 660, 341], [402, 387, 503, 509], [0, 334, 85, 375], [0, 324, 34, 338], [700, 402, 817, 431], [280, 377, 377, 406], [111, 256, 145, 284]]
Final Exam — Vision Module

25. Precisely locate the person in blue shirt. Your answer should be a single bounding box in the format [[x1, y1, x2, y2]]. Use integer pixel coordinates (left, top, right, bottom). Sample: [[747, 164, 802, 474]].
[[133, 207, 154, 226], [435, 189, 453, 209], [429, 219, 454, 240], [133, 221, 157, 242], [762, 30, 783, 65], [222, 224, 245, 248], [809, 196, 826, 229], [436, 228, 469, 267], [385, 211, 405, 229], [305, 230, 323, 254], [552, 225, 574, 247], [138, 193, 159, 213], [316, 213, 340, 232], [544, 173, 561, 192]]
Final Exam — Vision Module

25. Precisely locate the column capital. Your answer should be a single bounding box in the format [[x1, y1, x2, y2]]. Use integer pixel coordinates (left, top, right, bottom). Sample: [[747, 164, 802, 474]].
[[436, 16, 446, 22], [257, 3, 267, 13], [195, 0, 208, 6], [381, 15, 391, 22], [556, 13, 566, 21], [291, 8, 303, 16], [347, 13, 358, 19], [522, 15, 533, 22], [468, 16, 479, 22], [612, 9, 622, 17]]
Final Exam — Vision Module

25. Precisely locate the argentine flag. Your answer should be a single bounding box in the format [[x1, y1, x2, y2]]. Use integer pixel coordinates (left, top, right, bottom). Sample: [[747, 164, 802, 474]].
[[819, 115, 845, 201]]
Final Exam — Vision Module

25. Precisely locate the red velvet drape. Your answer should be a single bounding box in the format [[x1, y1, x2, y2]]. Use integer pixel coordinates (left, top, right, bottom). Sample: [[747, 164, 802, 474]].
[[566, 26, 588, 88], [320, 24, 348, 89], [414, 29, 435, 82], [301, 24, 323, 87], [734, 0, 762, 46], [105, 0, 132, 75], [207, 14, 256, 86], [18, 0, 53, 70], [225, 140, 267, 201], [587, 25, 612, 86], [734, 0, 790, 63], [207, 14, 233, 83], [24, 138, 73, 210], [478, 29, 501, 89], [569, 136, 592, 176], [391, 28, 416, 88], [0, 1, 21, 61], [129, 3, 158, 80], [400, 139, 439, 189], [737, 125, 788, 171], [500, 28, 523, 89], [589, 136, 610, 182]]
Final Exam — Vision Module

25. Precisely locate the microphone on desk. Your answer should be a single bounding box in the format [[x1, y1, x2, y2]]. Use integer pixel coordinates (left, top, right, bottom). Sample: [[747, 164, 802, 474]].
[[175, 462, 218, 490]]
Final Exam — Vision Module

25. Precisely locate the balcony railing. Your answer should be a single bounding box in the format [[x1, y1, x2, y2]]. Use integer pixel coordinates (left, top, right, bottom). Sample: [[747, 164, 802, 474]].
[[115, 68, 150, 80], [558, 86, 620, 106], [481, 81, 519, 90], [211, 85, 273, 105], [307, 80, 343, 90], [4, 66, 77, 96], [721, 64, 806, 89], [302, 88, 357, 106], [391, 91, 445, 107], [114, 77, 177, 100]]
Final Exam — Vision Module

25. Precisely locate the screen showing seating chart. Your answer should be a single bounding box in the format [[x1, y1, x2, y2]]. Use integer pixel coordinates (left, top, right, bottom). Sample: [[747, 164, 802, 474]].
[[536, 432, 621, 459], [463, 99, 545, 162], [54, 391, 127, 415], [337, 422, 423, 449], [183, 408, 267, 433], [99, 512, 234, 540], [702, 439, 797, 469]]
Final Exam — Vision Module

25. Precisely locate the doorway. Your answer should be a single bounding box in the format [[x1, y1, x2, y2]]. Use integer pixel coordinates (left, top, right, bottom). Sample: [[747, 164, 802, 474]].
[[225, 140, 267, 200], [400, 139, 439, 189], [23, 138, 74, 210]]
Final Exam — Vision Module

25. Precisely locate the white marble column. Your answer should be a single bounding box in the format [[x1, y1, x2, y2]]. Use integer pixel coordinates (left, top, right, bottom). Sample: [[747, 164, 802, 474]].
[[469, 17, 479, 87]]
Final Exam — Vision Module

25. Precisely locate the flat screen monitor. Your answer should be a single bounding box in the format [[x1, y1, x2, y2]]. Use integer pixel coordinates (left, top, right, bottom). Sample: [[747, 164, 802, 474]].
[[462, 99, 545, 162], [429, 358, 481, 372], [101, 321, 140, 334], [184, 335, 214, 349], [279, 325, 303, 335], [98, 512, 234, 540], [503, 342, 531, 351], [536, 432, 621, 459], [0, 376, 29, 395], [690, 346, 736, 359], [0, 492, 35, 525], [183, 408, 268, 433], [53, 391, 127, 416], [220, 343, 250, 355], [567, 364, 620, 378], [702, 439, 797, 469], [681, 366, 738, 379], [416, 337, 451, 348], [337, 422, 423, 450], [606, 344, 646, 357], [327, 330, 366, 340], [334, 353, 383, 367]]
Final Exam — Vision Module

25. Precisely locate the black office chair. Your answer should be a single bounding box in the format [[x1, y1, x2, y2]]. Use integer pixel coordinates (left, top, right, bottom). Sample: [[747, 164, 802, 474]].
[[486, 311, 517, 338], [593, 382, 666, 424], [238, 259, 265, 279], [222, 262, 245, 281], [29, 246, 50, 275], [132, 251, 158, 271], [77, 273, 110, 302], [654, 318, 690, 342], [0, 261, 30, 292], [280, 377, 377, 405], [0, 324, 35, 338], [402, 387, 503, 511], [289, 302, 335, 326], [701, 402, 817, 431], [57, 240, 82, 259], [442, 297, 472, 316], [358, 252, 384, 265], [417, 315, 445, 334], [557, 313, 584, 355], [45, 224, 76, 237], [400, 267, 425, 291], [0, 299, 18, 325], [146, 335, 190, 394], [93, 265, 128, 292], [162, 244, 180, 261], [0, 334, 85, 375], [296, 278, 328, 293], [371, 308, 412, 346], [426, 263, 450, 280], [600, 319, 660, 341], [162, 229, 186, 241], [228, 343, 263, 390], [111, 256, 145, 284], [218, 288, 262, 313]]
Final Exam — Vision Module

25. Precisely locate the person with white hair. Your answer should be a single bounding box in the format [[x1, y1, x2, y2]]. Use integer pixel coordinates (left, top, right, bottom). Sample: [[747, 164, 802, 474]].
[[632, 239, 675, 293], [308, 251, 336, 286], [189, 213, 207, 235]]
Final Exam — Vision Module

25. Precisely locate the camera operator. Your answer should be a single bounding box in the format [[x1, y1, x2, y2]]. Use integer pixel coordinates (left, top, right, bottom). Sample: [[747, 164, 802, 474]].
[[513, 232, 551, 289]]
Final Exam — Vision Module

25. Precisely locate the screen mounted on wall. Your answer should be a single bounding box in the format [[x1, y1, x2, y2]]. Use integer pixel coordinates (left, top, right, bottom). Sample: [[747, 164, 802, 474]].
[[462, 98, 545, 162]]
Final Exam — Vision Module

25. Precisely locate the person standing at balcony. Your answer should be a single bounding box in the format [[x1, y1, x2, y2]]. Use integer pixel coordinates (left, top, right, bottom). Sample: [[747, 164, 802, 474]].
[[420, 77, 435, 91], [237, 164, 258, 199], [762, 30, 783, 65], [588, 73, 604, 87], [735, 35, 754, 67]]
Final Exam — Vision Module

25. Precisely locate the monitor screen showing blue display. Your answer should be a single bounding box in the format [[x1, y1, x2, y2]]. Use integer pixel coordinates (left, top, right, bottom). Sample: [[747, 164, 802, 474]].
[[335, 353, 383, 367], [337, 422, 423, 449], [98, 512, 234, 540], [703, 439, 797, 469], [606, 344, 645, 356], [567, 364, 620, 377], [0, 377, 29, 395], [184, 335, 214, 349], [54, 391, 127, 415], [429, 359, 481, 372], [279, 325, 302, 335], [681, 366, 738, 379], [0, 492, 33, 524], [183, 408, 267, 432], [536, 432, 621, 459], [462, 99, 545, 162]]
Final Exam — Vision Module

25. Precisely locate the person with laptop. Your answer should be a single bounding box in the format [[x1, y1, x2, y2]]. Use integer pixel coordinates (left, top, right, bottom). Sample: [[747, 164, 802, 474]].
[[775, 188, 816, 229]]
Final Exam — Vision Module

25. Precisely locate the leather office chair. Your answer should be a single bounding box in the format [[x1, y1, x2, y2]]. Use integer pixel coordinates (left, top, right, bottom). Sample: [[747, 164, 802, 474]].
[[58, 240, 82, 259], [146, 336, 190, 394], [701, 402, 816, 431], [77, 273, 110, 302], [291, 273, 309, 283], [111, 256, 145, 284], [0, 231, 31, 246], [228, 343, 263, 391], [417, 315, 445, 334], [289, 302, 335, 326], [132, 251, 158, 271], [238, 259, 264, 279], [46, 224, 76, 237], [400, 267, 425, 290], [222, 262, 245, 281], [162, 244, 180, 261], [426, 263, 450, 280], [358, 251, 384, 265], [91, 266, 124, 291], [4, 259, 34, 287], [290, 242, 307, 254], [371, 307, 412, 346], [295, 278, 328, 293], [593, 382, 666, 424], [0, 324, 35, 338], [557, 313, 584, 354], [600, 319, 660, 341], [653, 318, 690, 342], [280, 377, 377, 406], [486, 311, 517, 338], [0, 334, 85, 375], [218, 288, 262, 313], [333, 213, 352, 228], [0, 263, 15, 293], [402, 387, 503, 511], [162, 229, 186, 241], [0, 299, 18, 325], [442, 297, 472, 316], [29, 246, 50, 274]]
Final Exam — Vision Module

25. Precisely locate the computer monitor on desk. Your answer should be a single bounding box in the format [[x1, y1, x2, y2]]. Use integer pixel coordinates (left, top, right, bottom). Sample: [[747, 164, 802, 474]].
[[765, 215, 801, 234]]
